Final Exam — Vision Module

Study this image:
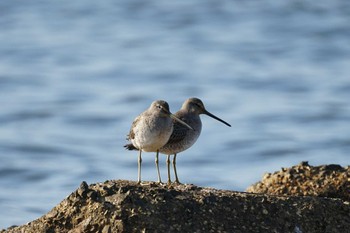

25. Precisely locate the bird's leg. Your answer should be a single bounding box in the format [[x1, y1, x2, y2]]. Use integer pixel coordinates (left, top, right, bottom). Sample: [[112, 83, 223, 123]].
[[155, 150, 162, 183], [166, 154, 171, 184], [173, 153, 181, 184], [138, 150, 142, 184]]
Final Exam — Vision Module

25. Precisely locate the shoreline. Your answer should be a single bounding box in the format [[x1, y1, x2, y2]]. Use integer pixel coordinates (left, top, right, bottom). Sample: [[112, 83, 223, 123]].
[[2, 162, 349, 233]]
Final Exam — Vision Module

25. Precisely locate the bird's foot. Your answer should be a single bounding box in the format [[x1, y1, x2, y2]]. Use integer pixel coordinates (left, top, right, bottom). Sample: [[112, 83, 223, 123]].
[[174, 180, 182, 185]]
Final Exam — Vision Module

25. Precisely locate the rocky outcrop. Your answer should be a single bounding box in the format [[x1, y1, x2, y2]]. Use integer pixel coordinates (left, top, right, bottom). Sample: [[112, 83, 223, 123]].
[[247, 161, 350, 201], [2, 177, 350, 233]]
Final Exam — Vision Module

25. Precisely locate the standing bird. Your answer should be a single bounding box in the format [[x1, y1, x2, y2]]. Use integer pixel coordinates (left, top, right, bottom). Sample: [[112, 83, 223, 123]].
[[159, 98, 231, 184], [124, 100, 193, 183]]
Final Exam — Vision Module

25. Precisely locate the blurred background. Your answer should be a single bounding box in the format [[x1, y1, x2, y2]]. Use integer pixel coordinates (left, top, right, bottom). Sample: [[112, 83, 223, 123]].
[[1, 0, 350, 229]]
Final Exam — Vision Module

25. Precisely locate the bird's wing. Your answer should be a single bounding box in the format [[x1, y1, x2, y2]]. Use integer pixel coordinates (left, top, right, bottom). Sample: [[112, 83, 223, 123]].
[[126, 115, 140, 141], [166, 120, 189, 144]]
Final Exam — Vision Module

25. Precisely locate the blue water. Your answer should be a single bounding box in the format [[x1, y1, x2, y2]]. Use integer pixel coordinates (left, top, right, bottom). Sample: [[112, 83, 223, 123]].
[[1, 0, 350, 229]]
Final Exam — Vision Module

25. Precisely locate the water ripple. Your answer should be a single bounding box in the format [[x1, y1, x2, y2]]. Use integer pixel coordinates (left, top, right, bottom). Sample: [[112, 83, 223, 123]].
[[0, 0, 350, 229]]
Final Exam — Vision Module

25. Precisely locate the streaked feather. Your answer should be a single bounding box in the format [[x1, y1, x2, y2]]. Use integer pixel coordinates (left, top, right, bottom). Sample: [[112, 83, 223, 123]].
[[166, 120, 189, 145], [126, 115, 140, 141], [124, 143, 137, 150]]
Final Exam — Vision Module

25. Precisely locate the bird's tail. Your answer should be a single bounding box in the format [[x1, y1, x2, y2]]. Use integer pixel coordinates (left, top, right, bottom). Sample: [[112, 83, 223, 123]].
[[124, 144, 138, 151]]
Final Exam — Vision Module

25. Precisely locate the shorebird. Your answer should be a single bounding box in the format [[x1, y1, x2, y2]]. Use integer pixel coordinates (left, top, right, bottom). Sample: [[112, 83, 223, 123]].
[[159, 97, 231, 184], [124, 100, 193, 183]]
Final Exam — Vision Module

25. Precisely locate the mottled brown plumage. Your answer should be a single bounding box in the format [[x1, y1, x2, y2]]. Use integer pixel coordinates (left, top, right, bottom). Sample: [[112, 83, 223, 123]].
[[159, 98, 231, 183], [124, 100, 193, 183]]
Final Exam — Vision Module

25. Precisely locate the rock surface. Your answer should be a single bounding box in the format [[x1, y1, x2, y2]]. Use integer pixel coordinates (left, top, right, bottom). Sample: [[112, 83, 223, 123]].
[[2, 178, 350, 233], [247, 161, 350, 201]]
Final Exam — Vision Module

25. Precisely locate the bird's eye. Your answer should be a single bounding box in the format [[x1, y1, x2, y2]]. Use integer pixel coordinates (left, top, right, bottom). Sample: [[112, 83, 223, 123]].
[[157, 105, 162, 109]]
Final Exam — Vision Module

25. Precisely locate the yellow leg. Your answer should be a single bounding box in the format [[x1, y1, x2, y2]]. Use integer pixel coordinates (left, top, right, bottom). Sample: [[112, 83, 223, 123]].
[[155, 150, 162, 183], [138, 150, 142, 184], [173, 154, 181, 184], [166, 154, 171, 184]]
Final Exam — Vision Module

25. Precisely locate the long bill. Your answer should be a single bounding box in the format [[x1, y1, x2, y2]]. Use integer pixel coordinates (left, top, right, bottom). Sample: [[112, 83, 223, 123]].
[[204, 110, 231, 127], [170, 114, 194, 130]]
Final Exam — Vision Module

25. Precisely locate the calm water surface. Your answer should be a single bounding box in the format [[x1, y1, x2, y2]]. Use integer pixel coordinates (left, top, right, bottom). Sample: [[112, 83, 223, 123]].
[[1, 0, 350, 228]]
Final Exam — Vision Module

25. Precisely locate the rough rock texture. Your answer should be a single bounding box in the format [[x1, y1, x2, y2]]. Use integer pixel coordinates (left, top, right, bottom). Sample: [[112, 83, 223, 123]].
[[247, 161, 350, 201], [2, 178, 350, 233]]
